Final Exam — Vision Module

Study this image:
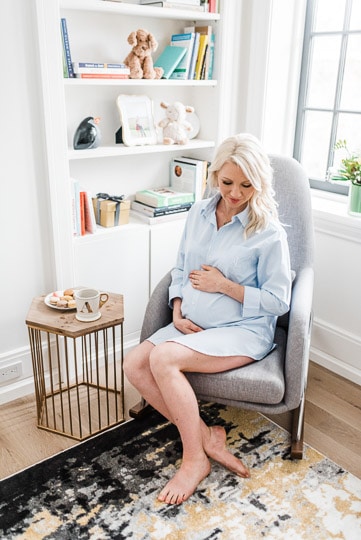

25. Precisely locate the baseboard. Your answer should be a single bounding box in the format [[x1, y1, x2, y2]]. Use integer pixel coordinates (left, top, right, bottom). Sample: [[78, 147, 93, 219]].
[[0, 334, 140, 405], [310, 317, 361, 385], [310, 348, 361, 385]]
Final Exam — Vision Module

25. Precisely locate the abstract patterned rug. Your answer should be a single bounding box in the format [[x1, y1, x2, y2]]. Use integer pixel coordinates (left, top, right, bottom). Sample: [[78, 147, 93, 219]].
[[0, 403, 360, 539]]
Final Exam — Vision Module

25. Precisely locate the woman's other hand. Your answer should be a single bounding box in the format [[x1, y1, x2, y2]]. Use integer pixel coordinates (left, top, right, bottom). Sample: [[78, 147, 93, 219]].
[[189, 265, 225, 293]]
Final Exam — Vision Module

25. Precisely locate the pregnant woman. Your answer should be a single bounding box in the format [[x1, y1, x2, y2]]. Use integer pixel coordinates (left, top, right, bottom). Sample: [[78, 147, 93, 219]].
[[124, 132, 292, 505]]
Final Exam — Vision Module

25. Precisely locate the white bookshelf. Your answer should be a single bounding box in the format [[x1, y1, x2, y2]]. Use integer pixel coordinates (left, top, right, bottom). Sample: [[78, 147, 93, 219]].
[[35, 0, 224, 344]]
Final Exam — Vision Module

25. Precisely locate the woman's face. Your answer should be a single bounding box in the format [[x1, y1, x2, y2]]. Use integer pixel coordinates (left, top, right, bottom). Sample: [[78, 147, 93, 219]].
[[217, 161, 256, 212]]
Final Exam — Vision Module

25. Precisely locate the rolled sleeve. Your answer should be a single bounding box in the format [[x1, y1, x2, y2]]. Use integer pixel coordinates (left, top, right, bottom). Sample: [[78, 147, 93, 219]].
[[242, 285, 261, 317]]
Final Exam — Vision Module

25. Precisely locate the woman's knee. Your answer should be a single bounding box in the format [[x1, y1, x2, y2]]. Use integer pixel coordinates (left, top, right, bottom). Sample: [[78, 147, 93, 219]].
[[149, 342, 180, 376], [123, 341, 153, 381]]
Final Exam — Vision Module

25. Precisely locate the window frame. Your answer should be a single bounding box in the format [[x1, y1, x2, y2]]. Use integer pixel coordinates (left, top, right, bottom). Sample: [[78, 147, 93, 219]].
[[293, 0, 360, 196]]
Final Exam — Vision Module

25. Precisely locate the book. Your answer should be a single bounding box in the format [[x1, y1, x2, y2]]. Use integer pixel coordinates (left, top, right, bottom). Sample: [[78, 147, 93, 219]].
[[131, 200, 193, 216], [60, 18, 74, 78], [135, 187, 194, 207], [140, 1, 205, 10], [74, 73, 130, 79], [131, 210, 190, 224], [194, 34, 208, 80], [195, 25, 213, 79], [207, 33, 215, 79], [162, 2, 205, 10], [80, 191, 86, 235], [154, 45, 188, 79], [170, 157, 206, 201], [83, 191, 97, 234], [72, 62, 130, 75], [140, 0, 201, 4], [73, 62, 127, 70], [170, 33, 195, 80], [188, 32, 200, 79]]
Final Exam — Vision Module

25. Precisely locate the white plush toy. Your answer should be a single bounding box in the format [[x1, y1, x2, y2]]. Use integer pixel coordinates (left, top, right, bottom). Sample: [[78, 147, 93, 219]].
[[158, 101, 195, 145]]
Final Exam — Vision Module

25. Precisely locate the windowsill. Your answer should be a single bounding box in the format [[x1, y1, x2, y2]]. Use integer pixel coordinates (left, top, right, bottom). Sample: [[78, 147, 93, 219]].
[[311, 188, 361, 240]]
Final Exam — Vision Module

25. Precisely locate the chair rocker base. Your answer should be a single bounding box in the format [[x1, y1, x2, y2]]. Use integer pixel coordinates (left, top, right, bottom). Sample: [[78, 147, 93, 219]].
[[129, 399, 152, 419]]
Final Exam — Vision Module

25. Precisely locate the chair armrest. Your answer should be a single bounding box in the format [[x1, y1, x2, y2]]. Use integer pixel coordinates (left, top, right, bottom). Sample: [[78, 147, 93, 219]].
[[284, 266, 314, 409], [140, 271, 173, 342]]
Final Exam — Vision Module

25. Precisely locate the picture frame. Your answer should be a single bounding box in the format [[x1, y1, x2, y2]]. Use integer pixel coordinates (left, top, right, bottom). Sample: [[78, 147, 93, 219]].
[[116, 94, 157, 146]]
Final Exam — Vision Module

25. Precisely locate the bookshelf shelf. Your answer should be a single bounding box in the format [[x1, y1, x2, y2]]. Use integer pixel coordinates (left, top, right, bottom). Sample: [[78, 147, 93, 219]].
[[60, 0, 220, 22], [64, 78, 217, 88], [68, 139, 215, 160]]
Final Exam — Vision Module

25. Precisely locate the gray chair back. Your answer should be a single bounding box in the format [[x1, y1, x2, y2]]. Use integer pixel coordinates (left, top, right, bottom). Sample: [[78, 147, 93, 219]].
[[270, 155, 314, 273]]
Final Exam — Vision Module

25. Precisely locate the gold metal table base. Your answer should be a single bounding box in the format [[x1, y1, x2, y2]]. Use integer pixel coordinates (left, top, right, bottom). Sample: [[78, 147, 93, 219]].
[[26, 293, 125, 441]]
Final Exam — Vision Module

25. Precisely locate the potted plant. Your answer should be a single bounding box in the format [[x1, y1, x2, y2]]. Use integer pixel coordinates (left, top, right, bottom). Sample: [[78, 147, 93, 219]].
[[329, 139, 361, 216]]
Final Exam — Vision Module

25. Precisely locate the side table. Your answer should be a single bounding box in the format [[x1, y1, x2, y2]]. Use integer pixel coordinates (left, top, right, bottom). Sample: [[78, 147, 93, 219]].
[[26, 292, 125, 440]]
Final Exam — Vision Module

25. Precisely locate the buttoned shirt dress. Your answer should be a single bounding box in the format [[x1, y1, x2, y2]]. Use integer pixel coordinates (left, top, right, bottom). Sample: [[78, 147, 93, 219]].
[[147, 193, 292, 361]]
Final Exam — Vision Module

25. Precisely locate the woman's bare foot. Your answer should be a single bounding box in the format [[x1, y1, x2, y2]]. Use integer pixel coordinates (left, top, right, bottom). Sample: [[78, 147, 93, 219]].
[[203, 425, 250, 478], [158, 454, 211, 505]]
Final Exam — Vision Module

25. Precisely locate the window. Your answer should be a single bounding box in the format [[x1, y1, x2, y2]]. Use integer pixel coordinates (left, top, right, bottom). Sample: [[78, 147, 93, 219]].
[[294, 0, 361, 194]]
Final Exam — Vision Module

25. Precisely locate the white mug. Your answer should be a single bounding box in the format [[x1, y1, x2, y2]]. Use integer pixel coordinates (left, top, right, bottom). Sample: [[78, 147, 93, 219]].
[[74, 288, 109, 322]]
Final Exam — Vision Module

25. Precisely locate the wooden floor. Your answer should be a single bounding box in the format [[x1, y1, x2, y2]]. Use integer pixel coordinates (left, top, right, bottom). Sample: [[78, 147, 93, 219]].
[[1, 361, 360, 480]]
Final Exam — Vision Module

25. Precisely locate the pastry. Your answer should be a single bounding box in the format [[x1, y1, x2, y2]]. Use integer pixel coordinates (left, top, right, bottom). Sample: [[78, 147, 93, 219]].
[[63, 288, 74, 297]]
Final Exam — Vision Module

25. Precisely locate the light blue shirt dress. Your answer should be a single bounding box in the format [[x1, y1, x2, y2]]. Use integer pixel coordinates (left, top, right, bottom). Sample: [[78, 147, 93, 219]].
[[148, 193, 292, 361]]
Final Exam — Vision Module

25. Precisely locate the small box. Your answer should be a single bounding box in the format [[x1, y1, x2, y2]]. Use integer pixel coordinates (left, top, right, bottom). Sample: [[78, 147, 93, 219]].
[[93, 198, 130, 227]]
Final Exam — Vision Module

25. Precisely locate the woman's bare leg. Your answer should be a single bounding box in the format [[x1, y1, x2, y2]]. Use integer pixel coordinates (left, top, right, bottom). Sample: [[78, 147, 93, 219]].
[[124, 341, 252, 504]]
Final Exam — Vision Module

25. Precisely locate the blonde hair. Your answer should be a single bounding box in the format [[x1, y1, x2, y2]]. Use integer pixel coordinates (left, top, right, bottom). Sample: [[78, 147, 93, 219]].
[[208, 133, 278, 237]]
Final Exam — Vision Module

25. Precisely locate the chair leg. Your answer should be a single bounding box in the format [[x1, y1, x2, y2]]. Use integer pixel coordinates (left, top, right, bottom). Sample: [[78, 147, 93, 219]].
[[291, 396, 305, 459], [129, 398, 152, 419]]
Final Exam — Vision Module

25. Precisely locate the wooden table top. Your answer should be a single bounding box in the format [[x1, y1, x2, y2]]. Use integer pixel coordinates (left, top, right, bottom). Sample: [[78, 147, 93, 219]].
[[26, 292, 124, 338]]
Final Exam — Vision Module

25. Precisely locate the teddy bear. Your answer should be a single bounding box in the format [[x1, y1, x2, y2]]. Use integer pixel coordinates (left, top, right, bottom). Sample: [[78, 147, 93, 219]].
[[158, 101, 195, 145], [123, 29, 163, 79]]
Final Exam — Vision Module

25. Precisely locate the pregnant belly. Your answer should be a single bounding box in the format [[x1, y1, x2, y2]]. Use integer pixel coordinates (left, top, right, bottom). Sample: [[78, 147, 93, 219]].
[[181, 287, 243, 329]]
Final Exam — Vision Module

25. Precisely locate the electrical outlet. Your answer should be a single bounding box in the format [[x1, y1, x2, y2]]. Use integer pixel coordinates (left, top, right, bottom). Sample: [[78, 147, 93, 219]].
[[0, 362, 22, 383]]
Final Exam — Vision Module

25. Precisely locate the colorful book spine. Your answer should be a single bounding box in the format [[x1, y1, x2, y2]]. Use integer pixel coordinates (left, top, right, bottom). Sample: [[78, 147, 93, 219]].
[[195, 25, 213, 80], [72, 62, 130, 74], [207, 33, 215, 79], [60, 18, 74, 78], [73, 62, 127, 69], [74, 73, 129, 79], [194, 34, 208, 80]]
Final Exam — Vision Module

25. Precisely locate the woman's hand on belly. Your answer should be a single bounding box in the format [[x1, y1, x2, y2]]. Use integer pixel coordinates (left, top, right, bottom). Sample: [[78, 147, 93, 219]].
[[189, 265, 225, 293], [173, 314, 203, 334]]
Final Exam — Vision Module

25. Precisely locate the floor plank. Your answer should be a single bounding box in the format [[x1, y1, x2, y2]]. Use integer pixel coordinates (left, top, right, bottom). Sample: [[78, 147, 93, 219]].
[[0, 362, 360, 480]]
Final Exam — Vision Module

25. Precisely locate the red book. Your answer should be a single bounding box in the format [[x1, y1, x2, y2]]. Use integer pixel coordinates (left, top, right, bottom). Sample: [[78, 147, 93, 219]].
[[75, 73, 129, 79], [80, 191, 86, 235]]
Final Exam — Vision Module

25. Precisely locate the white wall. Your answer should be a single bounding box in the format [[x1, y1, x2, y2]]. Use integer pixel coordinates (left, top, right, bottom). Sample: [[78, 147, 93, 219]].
[[0, 0, 56, 400], [0, 0, 360, 405]]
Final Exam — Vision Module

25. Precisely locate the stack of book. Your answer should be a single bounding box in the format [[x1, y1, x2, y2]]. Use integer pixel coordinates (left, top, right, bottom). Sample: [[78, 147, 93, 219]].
[[72, 62, 130, 79], [154, 25, 215, 80], [131, 187, 194, 223], [139, 0, 215, 12]]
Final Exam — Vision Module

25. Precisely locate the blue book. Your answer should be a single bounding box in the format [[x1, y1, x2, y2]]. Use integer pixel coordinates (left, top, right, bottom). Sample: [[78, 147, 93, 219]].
[[170, 33, 195, 80], [60, 18, 74, 78], [154, 45, 187, 79]]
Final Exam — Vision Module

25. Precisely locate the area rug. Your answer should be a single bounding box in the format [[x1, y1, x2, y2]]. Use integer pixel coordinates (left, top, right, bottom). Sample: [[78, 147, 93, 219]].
[[0, 403, 360, 540]]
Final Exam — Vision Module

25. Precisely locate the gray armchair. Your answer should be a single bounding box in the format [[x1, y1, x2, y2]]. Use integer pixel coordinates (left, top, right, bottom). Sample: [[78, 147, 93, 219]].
[[131, 155, 314, 459]]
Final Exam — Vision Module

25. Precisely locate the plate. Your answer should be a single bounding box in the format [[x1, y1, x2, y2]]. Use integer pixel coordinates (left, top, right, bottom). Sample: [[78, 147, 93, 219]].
[[188, 112, 200, 139], [44, 290, 76, 311]]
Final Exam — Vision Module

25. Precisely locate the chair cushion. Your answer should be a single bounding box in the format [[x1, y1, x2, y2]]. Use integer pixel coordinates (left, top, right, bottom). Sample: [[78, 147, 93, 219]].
[[186, 327, 286, 405]]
